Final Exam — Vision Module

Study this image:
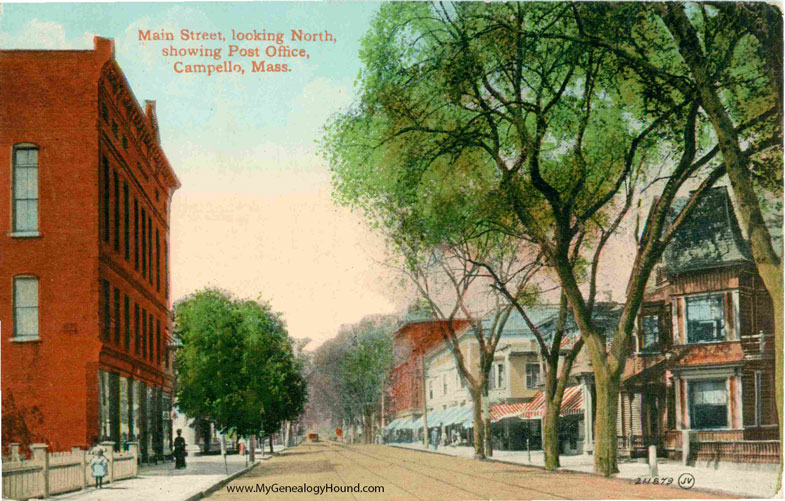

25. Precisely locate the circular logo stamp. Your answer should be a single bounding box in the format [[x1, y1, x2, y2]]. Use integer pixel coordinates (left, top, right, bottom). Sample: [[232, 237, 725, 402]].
[[678, 473, 695, 490]]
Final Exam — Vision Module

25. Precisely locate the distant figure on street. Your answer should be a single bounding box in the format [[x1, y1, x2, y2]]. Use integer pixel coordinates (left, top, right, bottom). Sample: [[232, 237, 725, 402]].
[[430, 428, 439, 451], [90, 448, 108, 489], [173, 429, 187, 469]]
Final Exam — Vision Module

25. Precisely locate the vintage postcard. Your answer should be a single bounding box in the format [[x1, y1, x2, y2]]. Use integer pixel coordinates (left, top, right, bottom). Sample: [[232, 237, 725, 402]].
[[1, 1, 782, 500]]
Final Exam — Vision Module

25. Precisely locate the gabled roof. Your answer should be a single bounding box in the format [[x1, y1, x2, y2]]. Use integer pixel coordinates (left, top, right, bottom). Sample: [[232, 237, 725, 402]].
[[664, 187, 753, 274]]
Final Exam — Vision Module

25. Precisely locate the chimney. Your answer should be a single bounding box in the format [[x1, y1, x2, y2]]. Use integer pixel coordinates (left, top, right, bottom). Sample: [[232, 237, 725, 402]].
[[93, 36, 115, 61], [144, 100, 161, 143]]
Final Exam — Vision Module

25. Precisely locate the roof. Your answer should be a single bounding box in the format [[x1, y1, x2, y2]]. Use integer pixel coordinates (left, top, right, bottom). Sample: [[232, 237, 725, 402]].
[[664, 187, 754, 274], [481, 306, 561, 338]]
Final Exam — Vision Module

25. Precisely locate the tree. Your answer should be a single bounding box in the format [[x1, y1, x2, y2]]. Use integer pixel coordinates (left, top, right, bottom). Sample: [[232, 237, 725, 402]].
[[340, 318, 395, 443], [323, 2, 777, 475], [174, 289, 306, 447], [652, 5, 783, 482], [304, 316, 395, 444], [566, 2, 783, 479]]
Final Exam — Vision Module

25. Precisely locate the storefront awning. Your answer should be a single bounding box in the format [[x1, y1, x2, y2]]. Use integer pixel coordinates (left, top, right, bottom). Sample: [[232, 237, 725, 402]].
[[442, 406, 473, 427], [385, 418, 407, 431], [559, 385, 584, 417], [490, 402, 527, 421], [486, 386, 585, 421]]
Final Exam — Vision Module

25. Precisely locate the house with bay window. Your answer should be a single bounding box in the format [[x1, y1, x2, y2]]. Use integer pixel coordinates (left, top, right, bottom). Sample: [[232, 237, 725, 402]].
[[1, 38, 180, 460], [619, 187, 779, 466]]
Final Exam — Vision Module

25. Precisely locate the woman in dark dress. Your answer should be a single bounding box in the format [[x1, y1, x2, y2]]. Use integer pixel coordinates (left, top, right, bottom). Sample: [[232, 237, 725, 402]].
[[174, 429, 187, 469]]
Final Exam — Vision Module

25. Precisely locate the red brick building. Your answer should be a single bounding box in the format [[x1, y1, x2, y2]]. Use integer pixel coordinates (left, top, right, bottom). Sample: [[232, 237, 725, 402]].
[[620, 187, 779, 465], [0, 37, 180, 461], [388, 318, 470, 423]]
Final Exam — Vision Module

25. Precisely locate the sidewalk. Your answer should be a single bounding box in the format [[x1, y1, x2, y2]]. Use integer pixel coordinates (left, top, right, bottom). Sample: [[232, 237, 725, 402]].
[[51, 446, 285, 501], [391, 442, 780, 499]]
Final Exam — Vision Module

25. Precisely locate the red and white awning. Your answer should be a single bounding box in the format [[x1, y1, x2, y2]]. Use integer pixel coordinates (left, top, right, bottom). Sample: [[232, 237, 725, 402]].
[[488, 385, 584, 422], [559, 385, 584, 416]]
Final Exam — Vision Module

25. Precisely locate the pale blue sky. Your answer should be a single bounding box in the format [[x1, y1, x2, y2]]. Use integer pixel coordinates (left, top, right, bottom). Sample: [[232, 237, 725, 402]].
[[1, 2, 406, 346]]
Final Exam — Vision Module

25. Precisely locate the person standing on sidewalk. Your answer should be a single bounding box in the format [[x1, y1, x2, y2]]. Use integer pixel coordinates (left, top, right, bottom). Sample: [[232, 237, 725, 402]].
[[430, 428, 439, 451], [90, 448, 109, 489], [174, 429, 187, 469]]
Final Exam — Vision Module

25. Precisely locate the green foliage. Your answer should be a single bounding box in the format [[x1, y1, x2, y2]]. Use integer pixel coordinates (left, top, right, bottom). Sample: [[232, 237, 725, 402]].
[[306, 317, 395, 425], [173, 288, 306, 437]]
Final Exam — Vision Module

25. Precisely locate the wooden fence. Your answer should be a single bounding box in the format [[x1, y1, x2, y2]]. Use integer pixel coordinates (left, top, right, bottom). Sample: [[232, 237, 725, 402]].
[[2, 441, 138, 500]]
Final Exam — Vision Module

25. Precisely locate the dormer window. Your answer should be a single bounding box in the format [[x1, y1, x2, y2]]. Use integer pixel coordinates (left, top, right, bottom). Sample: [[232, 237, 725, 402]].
[[686, 294, 726, 343]]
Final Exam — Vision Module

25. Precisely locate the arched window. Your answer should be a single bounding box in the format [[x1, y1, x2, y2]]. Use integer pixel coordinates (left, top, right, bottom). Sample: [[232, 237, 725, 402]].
[[12, 145, 39, 233], [14, 275, 39, 339]]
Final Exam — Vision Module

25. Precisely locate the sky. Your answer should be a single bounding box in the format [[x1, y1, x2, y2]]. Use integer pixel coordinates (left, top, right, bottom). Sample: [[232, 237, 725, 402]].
[[0, 1, 659, 349], [0, 2, 415, 347]]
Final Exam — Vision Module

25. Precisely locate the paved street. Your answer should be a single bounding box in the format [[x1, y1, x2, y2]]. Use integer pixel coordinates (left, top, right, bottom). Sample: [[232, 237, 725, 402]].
[[210, 442, 732, 500]]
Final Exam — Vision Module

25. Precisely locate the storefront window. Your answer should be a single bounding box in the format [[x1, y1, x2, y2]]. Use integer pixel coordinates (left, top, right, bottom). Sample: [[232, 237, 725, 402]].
[[98, 371, 111, 441], [133, 381, 143, 444], [146, 386, 155, 456], [163, 392, 173, 455], [686, 295, 726, 343], [120, 377, 130, 448], [689, 379, 728, 429]]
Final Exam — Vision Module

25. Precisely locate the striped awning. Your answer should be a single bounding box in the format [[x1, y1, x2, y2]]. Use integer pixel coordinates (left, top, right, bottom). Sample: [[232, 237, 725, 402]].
[[428, 408, 450, 426], [395, 418, 416, 430], [489, 402, 527, 421], [559, 385, 584, 416], [386, 418, 410, 431], [518, 390, 547, 419], [443, 406, 473, 427], [487, 386, 585, 421]]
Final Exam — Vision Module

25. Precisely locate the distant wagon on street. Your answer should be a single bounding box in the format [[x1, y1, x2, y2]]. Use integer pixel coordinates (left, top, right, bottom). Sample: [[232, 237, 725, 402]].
[[307, 433, 319, 442]]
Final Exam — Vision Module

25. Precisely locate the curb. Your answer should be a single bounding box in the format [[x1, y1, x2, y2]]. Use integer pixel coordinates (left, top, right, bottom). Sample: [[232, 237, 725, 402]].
[[183, 461, 260, 501], [388, 444, 756, 499], [184, 447, 290, 500]]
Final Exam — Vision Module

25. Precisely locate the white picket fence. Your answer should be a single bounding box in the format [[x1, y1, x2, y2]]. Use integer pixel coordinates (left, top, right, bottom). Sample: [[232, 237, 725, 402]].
[[2, 441, 138, 500]]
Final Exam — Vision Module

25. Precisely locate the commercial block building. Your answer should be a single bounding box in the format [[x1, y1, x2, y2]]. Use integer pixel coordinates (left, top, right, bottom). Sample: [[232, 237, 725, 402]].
[[1, 37, 180, 461]]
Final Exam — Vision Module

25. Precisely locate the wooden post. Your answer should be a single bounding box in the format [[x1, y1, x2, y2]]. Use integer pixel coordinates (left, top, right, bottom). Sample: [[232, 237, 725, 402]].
[[73, 447, 87, 490], [101, 441, 115, 484], [9, 443, 21, 461], [31, 443, 49, 498], [681, 430, 690, 466], [127, 442, 139, 476], [421, 357, 429, 447], [648, 445, 658, 477]]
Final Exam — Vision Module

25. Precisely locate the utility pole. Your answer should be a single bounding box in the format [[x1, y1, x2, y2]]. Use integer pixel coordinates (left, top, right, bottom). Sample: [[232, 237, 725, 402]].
[[421, 356, 429, 447]]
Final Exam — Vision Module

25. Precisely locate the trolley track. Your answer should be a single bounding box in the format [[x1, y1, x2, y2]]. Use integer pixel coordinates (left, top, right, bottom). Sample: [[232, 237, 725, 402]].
[[330, 442, 697, 501], [331, 442, 574, 500]]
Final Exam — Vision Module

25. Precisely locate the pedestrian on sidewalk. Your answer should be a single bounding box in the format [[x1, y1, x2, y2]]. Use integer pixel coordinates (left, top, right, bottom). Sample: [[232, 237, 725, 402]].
[[430, 428, 439, 451], [90, 448, 109, 489], [174, 429, 187, 469]]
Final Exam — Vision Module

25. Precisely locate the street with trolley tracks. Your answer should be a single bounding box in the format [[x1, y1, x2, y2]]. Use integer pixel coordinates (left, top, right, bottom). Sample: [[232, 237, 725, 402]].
[[209, 442, 732, 500]]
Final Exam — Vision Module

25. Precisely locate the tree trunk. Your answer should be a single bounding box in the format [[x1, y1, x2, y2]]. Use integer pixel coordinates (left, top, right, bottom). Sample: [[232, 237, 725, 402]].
[[472, 392, 486, 459], [364, 407, 373, 444], [593, 370, 620, 476], [658, 6, 784, 487], [483, 390, 493, 457], [249, 434, 256, 463], [269, 434, 274, 454], [543, 399, 561, 470]]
